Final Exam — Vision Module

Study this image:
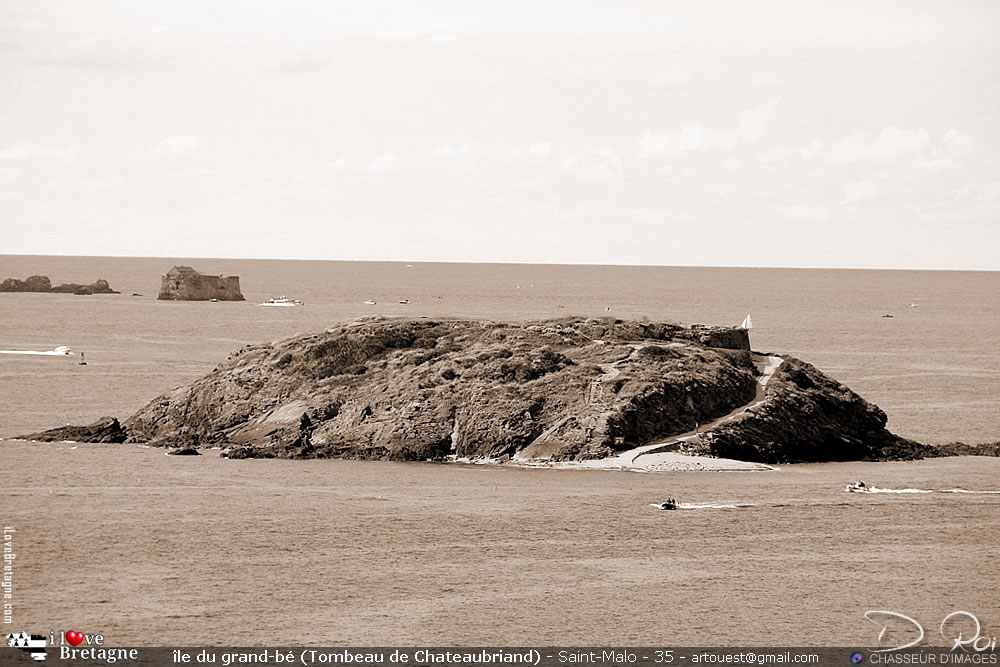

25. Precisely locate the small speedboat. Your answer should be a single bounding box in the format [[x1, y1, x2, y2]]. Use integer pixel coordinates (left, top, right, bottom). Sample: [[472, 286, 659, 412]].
[[398, 299, 410, 304], [650, 499, 678, 510], [845, 480, 869, 493], [259, 296, 303, 307], [363, 299, 377, 305], [0, 345, 72, 356], [882, 314, 894, 318]]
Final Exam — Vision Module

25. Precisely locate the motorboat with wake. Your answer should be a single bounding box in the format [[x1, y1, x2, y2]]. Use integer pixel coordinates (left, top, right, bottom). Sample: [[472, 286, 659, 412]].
[[259, 296, 304, 307], [844, 481, 933, 494], [650, 499, 678, 510], [0, 345, 73, 356]]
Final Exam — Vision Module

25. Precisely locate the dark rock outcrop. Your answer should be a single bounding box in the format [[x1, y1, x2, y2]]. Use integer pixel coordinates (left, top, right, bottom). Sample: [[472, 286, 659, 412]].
[[17, 416, 127, 443], [166, 447, 201, 456], [157, 266, 244, 301], [0, 276, 119, 294], [933, 441, 1000, 457], [121, 318, 760, 461], [687, 357, 932, 462], [22, 318, 979, 465]]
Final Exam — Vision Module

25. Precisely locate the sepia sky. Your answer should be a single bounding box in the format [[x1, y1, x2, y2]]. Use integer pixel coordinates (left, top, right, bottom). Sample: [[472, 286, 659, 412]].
[[1, 0, 998, 269]]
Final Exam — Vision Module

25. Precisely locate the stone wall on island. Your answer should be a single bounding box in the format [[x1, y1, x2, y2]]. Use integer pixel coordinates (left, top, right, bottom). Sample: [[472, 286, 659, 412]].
[[157, 266, 245, 301]]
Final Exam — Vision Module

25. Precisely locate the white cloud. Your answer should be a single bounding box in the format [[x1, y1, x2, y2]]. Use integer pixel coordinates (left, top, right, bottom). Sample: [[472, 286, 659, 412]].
[[0, 143, 35, 161], [430, 143, 477, 168], [511, 142, 553, 160], [904, 157, 955, 173], [0, 166, 22, 192], [528, 142, 552, 159], [325, 157, 348, 170], [799, 127, 970, 167], [744, 71, 785, 88], [805, 133, 868, 165], [640, 125, 709, 157], [230, 181, 301, 204], [639, 99, 780, 158], [738, 98, 779, 143], [650, 67, 693, 88], [798, 139, 822, 160], [364, 153, 407, 174], [841, 179, 879, 204], [627, 208, 669, 224], [426, 32, 459, 47], [951, 181, 1000, 202], [0, 142, 76, 164], [869, 127, 930, 161], [276, 51, 330, 73], [939, 128, 975, 157], [776, 204, 831, 222], [150, 136, 201, 157], [560, 146, 623, 179], [81, 177, 122, 193]]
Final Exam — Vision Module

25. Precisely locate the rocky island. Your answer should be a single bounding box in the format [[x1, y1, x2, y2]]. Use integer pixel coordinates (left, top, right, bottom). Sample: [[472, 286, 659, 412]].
[[157, 265, 244, 301], [20, 316, 983, 465], [0, 275, 119, 295]]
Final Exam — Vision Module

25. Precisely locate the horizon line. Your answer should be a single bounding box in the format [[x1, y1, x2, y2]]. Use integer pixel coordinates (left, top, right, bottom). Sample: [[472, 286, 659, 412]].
[[1, 252, 997, 273]]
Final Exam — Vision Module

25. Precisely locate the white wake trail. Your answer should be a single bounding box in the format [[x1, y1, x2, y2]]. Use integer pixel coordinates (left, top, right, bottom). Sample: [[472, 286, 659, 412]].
[[0, 346, 73, 356]]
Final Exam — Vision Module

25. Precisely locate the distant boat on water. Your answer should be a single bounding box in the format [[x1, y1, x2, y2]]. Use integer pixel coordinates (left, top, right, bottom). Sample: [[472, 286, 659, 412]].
[[0, 345, 73, 356], [740, 313, 753, 329], [363, 299, 377, 305], [650, 499, 678, 510], [398, 299, 409, 304], [259, 296, 303, 307]]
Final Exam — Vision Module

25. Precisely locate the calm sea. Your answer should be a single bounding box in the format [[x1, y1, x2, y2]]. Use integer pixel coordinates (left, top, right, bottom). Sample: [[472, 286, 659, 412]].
[[1, 255, 998, 443], [1, 256, 999, 647], [2, 442, 999, 646]]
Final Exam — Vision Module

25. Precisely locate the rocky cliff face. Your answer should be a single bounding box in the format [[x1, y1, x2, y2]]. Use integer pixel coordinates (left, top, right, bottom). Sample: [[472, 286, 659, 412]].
[[686, 357, 927, 462], [19, 317, 942, 463], [121, 318, 759, 460], [18, 416, 127, 443]]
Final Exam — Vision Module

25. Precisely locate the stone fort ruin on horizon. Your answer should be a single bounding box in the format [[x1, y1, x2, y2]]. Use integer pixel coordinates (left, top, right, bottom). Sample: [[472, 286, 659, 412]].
[[157, 265, 245, 301]]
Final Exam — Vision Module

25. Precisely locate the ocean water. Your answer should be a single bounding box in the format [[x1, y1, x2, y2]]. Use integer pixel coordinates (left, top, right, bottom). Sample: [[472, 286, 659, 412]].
[[1, 255, 998, 443], [3, 442, 999, 646], [1, 256, 999, 647]]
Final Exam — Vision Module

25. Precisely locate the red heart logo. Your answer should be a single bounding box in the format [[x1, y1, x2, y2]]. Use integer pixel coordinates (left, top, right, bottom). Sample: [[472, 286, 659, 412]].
[[66, 631, 84, 647]]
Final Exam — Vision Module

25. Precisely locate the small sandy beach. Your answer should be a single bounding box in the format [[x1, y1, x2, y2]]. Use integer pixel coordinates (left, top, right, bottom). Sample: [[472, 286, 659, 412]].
[[505, 451, 777, 472]]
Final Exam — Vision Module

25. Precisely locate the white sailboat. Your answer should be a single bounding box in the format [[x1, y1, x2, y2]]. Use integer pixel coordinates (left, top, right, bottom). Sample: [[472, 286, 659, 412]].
[[740, 313, 753, 330]]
